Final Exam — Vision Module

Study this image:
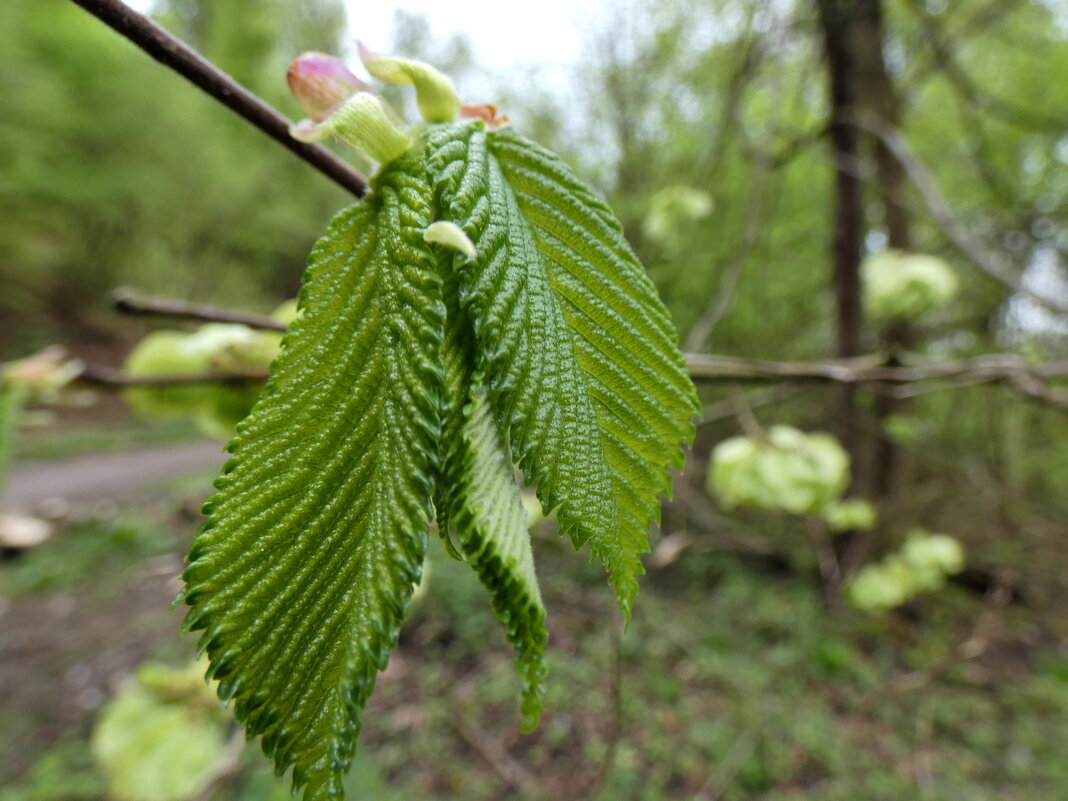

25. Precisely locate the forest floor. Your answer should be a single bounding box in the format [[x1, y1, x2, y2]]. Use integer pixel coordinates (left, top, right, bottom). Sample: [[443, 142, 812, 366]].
[[2, 421, 1068, 801]]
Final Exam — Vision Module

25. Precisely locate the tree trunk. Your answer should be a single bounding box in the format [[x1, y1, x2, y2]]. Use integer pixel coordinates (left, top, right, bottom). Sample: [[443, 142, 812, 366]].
[[854, 0, 912, 500], [817, 0, 914, 586], [816, 0, 865, 472]]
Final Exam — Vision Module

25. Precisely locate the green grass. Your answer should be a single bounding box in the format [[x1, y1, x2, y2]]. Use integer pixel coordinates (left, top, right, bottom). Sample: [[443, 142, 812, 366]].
[[0, 515, 180, 598], [2, 501, 1067, 800], [13, 416, 205, 462], [316, 536, 1068, 801]]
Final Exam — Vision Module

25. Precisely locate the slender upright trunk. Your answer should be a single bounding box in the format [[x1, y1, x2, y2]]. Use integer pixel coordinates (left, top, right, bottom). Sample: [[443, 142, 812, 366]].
[[854, 0, 912, 499], [817, 0, 913, 587], [817, 0, 865, 471]]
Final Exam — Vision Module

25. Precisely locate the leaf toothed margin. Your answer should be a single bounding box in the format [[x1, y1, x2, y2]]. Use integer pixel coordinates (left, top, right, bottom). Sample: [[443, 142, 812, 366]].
[[179, 158, 445, 800], [425, 121, 699, 615]]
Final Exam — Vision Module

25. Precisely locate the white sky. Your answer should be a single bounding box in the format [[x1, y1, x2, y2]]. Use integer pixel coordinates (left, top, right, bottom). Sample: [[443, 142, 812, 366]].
[[128, 0, 589, 69], [348, 0, 586, 68]]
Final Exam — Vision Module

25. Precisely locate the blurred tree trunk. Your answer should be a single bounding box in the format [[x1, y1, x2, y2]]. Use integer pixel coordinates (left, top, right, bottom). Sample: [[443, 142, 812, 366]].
[[817, 0, 913, 581], [854, 1, 912, 500], [816, 0, 865, 475]]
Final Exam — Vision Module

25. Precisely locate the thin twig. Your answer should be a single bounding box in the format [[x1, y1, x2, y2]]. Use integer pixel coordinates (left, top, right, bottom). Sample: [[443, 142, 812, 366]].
[[684, 161, 774, 351], [71, 351, 1068, 405], [687, 352, 1068, 408], [589, 611, 626, 793], [68, 0, 369, 198], [685, 19, 788, 352], [730, 391, 766, 439], [112, 288, 287, 331], [699, 385, 808, 426], [686, 352, 1068, 384], [76, 364, 269, 387]]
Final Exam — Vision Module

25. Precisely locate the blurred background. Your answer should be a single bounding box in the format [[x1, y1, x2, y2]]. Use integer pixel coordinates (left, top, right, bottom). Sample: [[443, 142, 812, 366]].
[[2, 0, 1068, 799]]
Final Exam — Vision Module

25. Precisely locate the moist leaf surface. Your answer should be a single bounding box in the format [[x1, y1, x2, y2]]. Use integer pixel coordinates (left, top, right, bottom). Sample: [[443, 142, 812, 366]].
[[180, 158, 444, 799]]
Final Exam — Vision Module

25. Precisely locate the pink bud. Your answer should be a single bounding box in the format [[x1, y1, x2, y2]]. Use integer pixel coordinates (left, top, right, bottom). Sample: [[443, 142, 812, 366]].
[[286, 52, 368, 122]]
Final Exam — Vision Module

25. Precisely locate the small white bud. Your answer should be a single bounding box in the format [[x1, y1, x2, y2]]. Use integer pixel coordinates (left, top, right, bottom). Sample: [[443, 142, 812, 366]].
[[424, 221, 477, 259]]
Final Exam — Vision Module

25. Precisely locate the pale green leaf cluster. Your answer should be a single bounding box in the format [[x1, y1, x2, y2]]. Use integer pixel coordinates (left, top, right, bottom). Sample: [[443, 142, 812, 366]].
[[1, 346, 83, 401], [862, 249, 959, 321], [122, 310, 290, 439], [180, 121, 697, 799], [821, 497, 878, 533], [92, 659, 227, 801], [848, 529, 966, 612], [708, 425, 851, 517], [642, 185, 714, 245]]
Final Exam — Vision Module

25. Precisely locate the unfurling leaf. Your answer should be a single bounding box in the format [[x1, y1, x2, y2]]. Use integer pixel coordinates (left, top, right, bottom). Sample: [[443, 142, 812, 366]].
[[359, 42, 461, 123], [287, 52, 369, 122], [434, 267, 547, 730], [424, 220, 477, 259], [290, 92, 412, 163]]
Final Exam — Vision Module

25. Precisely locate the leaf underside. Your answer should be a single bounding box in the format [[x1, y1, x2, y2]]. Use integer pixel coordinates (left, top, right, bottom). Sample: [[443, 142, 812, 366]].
[[181, 120, 697, 800], [180, 158, 444, 799], [435, 266, 548, 731]]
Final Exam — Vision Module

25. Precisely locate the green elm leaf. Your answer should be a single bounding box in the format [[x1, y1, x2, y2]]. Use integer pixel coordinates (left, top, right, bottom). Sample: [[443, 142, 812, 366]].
[[425, 121, 699, 615], [179, 157, 445, 800], [434, 265, 547, 731]]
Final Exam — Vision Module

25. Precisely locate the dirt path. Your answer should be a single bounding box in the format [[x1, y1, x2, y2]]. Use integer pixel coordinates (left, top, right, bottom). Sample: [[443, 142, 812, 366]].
[[1, 441, 227, 512]]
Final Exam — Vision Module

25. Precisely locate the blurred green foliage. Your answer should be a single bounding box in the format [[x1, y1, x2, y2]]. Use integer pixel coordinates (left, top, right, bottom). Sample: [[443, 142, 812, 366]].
[[92, 660, 227, 801], [122, 322, 280, 438], [0, 0, 347, 357], [709, 425, 851, 516]]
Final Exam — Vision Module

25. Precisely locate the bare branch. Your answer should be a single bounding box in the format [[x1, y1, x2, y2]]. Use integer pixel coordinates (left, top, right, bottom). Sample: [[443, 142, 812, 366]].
[[685, 352, 1068, 407], [76, 364, 270, 387], [90, 287, 1068, 408], [112, 288, 287, 332], [68, 0, 369, 198], [685, 18, 798, 352], [70, 351, 1067, 407], [687, 351, 1068, 383]]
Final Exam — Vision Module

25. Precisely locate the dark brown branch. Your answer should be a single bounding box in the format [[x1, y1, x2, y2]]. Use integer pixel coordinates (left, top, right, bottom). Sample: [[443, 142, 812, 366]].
[[112, 288, 287, 332], [68, 0, 369, 198], [76, 365, 270, 387]]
